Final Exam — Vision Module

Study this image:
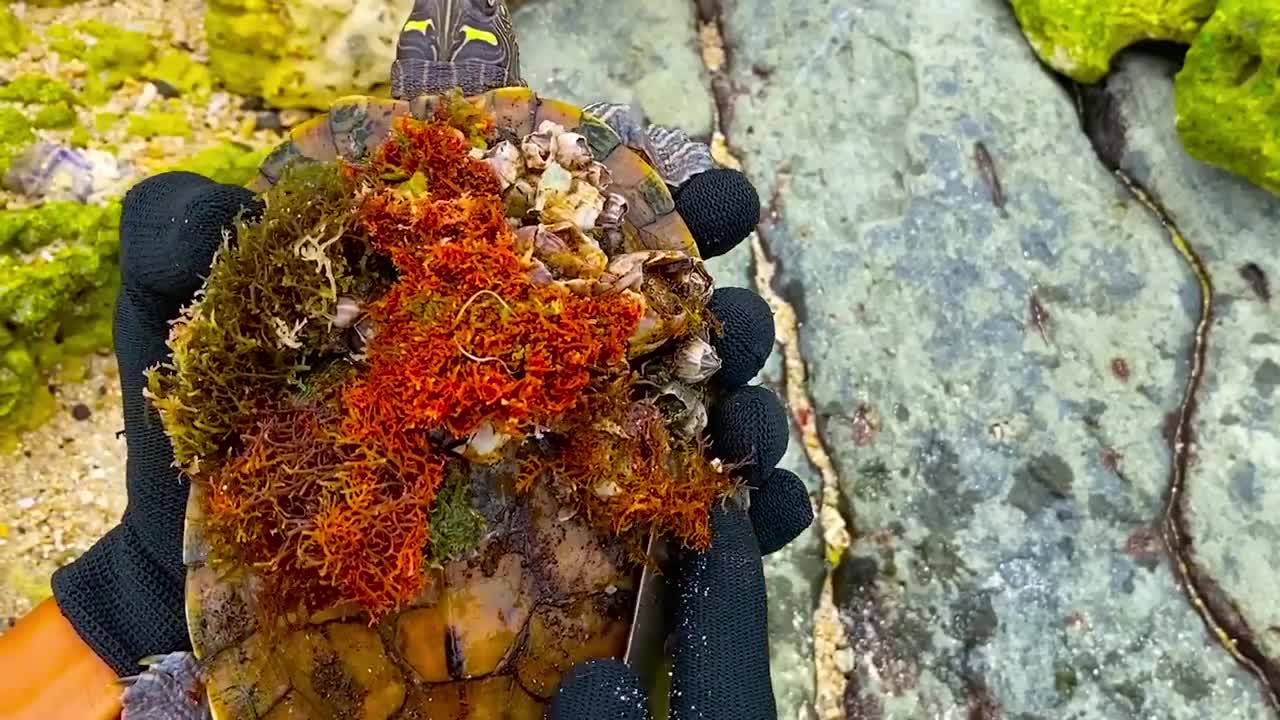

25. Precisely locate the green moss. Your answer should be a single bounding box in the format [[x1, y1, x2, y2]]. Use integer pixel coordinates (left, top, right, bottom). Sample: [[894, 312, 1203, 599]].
[[33, 102, 77, 130], [144, 51, 214, 97], [94, 112, 119, 134], [69, 125, 92, 148], [1175, 0, 1280, 195], [164, 142, 270, 186], [0, 202, 121, 446], [0, 107, 35, 178], [425, 462, 485, 565], [0, 74, 78, 105], [0, 5, 29, 58], [146, 161, 364, 464], [127, 111, 192, 139], [46, 24, 85, 58], [1009, 0, 1217, 82]]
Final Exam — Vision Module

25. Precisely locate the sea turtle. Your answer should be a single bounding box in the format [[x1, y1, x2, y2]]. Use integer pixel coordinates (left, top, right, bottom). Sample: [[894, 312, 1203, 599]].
[[121, 1, 732, 719]]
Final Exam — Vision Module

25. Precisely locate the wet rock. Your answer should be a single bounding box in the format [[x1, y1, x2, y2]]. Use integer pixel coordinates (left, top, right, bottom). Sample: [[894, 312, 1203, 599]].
[[511, 0, 713, 138], [254, 111, 284, 132], [1101, 49, 1280, 684], [716, 0, 1275, 715]]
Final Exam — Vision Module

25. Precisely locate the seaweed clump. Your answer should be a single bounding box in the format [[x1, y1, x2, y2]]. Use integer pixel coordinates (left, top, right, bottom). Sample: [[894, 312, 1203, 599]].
[[147, 100, 736, 620]]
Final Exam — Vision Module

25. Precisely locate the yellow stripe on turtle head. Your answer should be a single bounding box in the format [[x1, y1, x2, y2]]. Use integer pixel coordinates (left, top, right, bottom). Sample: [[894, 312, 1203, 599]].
[[403, 18, 434, 34], [461, 25, 498, 46]]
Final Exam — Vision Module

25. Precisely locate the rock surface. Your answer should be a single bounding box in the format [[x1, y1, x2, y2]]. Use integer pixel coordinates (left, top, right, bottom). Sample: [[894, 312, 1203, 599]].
[[1175, 0, 1280, 196], [512, 0, 714, 138], [1009, 0, 1215, 82], [712, 0, 1279, 716], [205, 0, 413, 109]]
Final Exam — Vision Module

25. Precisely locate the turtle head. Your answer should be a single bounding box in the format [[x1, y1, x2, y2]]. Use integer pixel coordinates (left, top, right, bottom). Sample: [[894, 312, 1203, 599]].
[[390, 0, 523, 99]]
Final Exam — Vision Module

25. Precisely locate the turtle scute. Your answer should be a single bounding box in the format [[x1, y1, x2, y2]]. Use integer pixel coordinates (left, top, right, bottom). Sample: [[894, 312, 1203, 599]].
[[146, 90, 737, 720]]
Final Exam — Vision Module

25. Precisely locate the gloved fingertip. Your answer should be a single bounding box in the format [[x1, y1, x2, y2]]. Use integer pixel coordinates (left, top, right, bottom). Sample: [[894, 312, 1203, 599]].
[[675, 168, 760, 259], [708, 287, 775, 388], [750, 468, 814, 556], [120, 174, 262, 309], [548, 659, 651, 720], [708, 385, 788, 472]]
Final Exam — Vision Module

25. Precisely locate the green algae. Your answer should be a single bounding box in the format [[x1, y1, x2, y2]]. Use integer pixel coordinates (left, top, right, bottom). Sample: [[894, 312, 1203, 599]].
[[1175, 0, 1280, 195], [0, 202, 121, 448], [144, 51, 214, 97], [205, 0, 401, 109], [1009, 0, 1216, 82], [127, 111, 193, 139], [33, 102, 77, 130], [167, 142, 270, 186], [0, 5, 29, 58], [0, 74, 78, 105], [0, 107, 36, 178]]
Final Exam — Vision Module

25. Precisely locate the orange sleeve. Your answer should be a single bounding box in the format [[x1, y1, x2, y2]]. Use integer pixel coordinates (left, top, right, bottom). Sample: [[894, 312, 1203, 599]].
[[0, 597, 122, 720]]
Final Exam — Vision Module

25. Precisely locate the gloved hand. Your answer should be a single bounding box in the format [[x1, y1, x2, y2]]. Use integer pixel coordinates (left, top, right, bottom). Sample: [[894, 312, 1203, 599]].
[[49, 163, 812, 718]]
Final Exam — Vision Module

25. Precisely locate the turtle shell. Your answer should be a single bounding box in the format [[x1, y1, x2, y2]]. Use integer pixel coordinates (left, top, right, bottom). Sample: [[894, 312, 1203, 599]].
[[181, 89, 702, 720], [248, 88, 698, 258]]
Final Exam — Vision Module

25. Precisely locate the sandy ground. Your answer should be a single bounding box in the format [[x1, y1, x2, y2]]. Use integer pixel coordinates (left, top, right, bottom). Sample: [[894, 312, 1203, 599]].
[[0, 354, 126, 629]]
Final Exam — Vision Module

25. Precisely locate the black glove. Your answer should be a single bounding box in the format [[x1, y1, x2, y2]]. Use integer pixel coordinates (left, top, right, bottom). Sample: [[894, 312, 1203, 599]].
[[51, 167, 814, 720]]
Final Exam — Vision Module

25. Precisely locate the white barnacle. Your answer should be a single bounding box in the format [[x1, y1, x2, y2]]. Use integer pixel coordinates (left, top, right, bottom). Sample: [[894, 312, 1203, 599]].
[[521, 128, 556, 170], [483, 141, 523, 190], [578, 161, 612, 190], [600, 193, 627, 228], [459, 421, 511, 464], [553, 132, 592, 170], [673, 336, 722, 383]]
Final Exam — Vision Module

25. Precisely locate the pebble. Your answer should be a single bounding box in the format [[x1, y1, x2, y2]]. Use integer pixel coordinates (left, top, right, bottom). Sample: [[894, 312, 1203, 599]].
[[71, 403, 92, 421], [16, 498, 35, 511], [147, 78, 181, 98], [254, 111, 284, 132]]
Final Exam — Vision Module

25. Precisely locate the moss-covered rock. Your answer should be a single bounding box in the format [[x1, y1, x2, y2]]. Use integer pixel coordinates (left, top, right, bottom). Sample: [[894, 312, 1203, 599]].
[[0, 74, 78, 105], [1175, 0, 1280, 195], [0, 5, 29, 58], [205, 0, 413, 109], [144, 51, 214, 97], [127, 111, 192, 139], [0, 202, 121, 447], [0, 107, 36, 178], [1009, 0, 1217, 82], [32, 102, 78, 130]]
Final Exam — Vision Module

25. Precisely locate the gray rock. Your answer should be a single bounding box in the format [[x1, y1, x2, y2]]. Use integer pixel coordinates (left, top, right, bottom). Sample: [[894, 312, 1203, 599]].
[[713, 0, 1278, 716], [1105, 47, 1280, 681], [512, 0, 714, 138]]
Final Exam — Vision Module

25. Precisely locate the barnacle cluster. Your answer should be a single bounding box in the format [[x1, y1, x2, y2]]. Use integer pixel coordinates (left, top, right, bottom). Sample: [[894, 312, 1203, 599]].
[[146, 97, 736, 618]]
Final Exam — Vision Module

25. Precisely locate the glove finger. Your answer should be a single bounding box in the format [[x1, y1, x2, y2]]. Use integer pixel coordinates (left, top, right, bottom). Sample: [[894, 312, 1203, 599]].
[[119, 171, 262, 337], [707, 384, 788, 481], [549, 659, 651, 720], [750, 468, 814, 556], [675, 168, 760, 259], [670, 503, 776, 720], [708, 287, 775, 389]]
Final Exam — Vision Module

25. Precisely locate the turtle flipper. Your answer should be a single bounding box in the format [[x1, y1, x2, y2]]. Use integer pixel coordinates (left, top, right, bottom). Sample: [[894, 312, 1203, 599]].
[[583, 102, 716, 188], [119, 652, 211, 720]]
